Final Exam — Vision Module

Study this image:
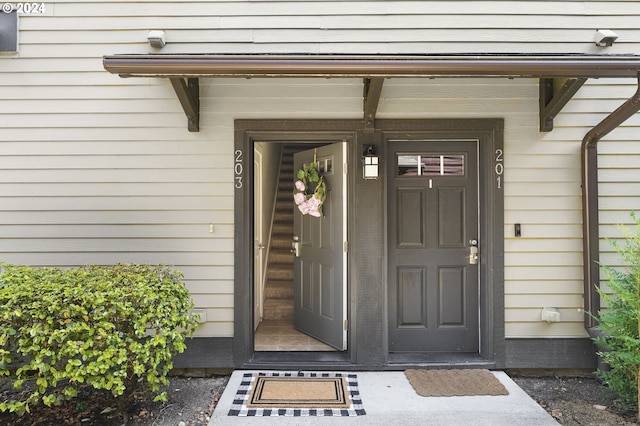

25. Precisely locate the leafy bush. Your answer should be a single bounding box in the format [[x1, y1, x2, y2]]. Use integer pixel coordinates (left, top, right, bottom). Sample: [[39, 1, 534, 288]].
[[594, 213, 640, 411], [0, 263, 198, 416]]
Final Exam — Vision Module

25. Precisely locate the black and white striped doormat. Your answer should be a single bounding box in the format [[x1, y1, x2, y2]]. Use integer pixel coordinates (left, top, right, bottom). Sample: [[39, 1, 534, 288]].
[[228, 371, 366, 417]]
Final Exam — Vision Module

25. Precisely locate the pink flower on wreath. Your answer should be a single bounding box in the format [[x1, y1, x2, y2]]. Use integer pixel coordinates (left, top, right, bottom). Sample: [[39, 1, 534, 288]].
[[293, 192, 306, 206], [295, 180, 306, 192], [298, 200, 311, 215], [306, 195, 322, 217]]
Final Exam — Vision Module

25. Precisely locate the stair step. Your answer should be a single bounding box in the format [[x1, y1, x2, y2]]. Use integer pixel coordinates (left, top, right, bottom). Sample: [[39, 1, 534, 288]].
[[263, 298, 294, 320], [267, 265, 294, 280], [271, 234, 292, 246], [272, 220, 293, 235], [264, 280, 294, 299], [269, 249, 293, 264]]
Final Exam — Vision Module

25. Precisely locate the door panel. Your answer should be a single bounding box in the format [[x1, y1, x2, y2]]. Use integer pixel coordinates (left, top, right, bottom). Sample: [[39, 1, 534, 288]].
[[293, 143, 347, 350], [388, 140, 479, 353]]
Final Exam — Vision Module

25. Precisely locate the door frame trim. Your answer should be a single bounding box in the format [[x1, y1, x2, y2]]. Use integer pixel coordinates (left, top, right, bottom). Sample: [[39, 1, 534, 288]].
[[234, 119, 504, 368], [234, 119, 361, 367]]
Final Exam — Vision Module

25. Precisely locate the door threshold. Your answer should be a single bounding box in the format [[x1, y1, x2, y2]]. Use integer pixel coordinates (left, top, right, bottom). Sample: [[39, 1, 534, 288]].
[[388, 352, 493, 368], [246, 351, 351, 369]]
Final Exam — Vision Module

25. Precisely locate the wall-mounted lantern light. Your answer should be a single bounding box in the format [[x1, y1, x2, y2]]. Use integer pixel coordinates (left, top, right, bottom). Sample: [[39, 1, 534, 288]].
[[363, 145, 379, 180]]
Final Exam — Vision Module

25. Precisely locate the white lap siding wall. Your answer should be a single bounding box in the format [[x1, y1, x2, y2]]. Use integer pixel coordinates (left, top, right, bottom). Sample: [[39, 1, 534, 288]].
[[1, 1, 639, 339]]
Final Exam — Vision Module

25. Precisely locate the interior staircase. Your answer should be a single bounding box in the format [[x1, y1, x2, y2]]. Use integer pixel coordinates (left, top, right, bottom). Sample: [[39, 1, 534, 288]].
[[262, 146, 296, 321]]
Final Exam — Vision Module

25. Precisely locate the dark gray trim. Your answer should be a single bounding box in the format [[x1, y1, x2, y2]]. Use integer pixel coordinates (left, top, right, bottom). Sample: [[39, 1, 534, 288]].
[[172, 337, 233, 369], [171, 336, 596, 370], [505, 338, 597, 369], [234, 120, 361, 368]]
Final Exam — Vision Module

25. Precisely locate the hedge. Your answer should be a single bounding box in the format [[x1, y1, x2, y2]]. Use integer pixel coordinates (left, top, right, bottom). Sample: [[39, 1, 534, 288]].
[[0, 263, 199, 415]]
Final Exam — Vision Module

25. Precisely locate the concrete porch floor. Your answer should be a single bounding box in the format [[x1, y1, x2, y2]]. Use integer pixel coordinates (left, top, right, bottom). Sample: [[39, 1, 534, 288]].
[[209, 370, 558, 425]]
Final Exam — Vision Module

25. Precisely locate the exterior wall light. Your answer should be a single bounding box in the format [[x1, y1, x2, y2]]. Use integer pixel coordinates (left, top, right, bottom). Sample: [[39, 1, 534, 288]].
[[363, 145, 379, 180], [147, 30, 166, 48], [595, 29, 618, 47]]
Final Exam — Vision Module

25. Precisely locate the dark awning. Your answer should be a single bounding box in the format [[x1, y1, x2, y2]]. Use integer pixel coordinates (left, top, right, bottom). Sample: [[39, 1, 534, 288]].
[[103, 53, 640, 79]]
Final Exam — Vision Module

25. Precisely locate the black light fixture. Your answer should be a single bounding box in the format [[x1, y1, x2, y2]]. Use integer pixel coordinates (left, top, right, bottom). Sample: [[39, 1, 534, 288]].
[[363, 145, 379, 180]]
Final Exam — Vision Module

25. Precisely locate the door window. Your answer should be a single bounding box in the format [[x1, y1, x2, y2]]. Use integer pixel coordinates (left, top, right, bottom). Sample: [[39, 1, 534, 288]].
[[397, 154, 465, 177]]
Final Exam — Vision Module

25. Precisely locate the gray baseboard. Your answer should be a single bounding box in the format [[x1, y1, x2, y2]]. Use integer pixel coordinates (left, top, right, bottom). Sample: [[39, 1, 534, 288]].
[[172, 337, 233, 369], [172, 337, 598, 370], [505, 338, 597, 369]]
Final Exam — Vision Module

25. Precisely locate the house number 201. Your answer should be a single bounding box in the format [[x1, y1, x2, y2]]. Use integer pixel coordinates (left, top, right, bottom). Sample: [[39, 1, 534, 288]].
[[495, 148, 504, 189], [234, 149, 243, 189]]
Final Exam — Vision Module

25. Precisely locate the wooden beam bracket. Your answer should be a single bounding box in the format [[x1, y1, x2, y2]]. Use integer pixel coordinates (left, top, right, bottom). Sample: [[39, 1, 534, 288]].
[[539, 77, 587, 132], [363, 77, 384, 131], [170, 77, 200, 132]]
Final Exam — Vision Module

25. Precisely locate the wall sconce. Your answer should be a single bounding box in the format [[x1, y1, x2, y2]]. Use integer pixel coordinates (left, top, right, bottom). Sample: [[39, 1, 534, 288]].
[[594, 29, 618, 47], [147, 30, 166, 48], [363, 145, 379, 180]]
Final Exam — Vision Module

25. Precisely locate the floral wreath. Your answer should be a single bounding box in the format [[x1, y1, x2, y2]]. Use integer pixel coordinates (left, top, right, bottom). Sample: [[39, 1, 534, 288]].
[[293, 160, 326, 218]]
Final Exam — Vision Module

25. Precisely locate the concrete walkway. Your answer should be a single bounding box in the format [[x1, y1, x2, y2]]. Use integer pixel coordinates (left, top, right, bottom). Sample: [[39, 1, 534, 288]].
[[209, 370, 559, 425]]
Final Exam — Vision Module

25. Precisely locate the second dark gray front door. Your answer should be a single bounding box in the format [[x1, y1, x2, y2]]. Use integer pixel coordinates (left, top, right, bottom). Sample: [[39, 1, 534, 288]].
[[388, 140, 479, 353], [293, 143, 347, 350]]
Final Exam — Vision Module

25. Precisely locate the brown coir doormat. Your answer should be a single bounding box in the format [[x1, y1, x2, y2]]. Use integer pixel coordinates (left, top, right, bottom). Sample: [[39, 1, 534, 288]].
[[405, 369, 509, 397], [248, 376, 350, 408]]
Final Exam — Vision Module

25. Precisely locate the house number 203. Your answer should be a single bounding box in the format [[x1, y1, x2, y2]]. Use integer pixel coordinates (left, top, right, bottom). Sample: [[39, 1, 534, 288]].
[[234, 149, 243, 189], [495, 148, 504, 189]]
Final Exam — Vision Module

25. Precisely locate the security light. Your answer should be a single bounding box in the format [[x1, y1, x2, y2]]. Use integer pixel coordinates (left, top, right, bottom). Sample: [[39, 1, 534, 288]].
[[147, 30, 166, 48], [595, 29, 618, 47]]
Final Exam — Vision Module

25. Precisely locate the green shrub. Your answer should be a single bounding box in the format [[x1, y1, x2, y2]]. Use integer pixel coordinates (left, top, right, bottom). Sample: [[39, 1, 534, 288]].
[[594, 212, 640, 411], [0, 263, 199, 416]]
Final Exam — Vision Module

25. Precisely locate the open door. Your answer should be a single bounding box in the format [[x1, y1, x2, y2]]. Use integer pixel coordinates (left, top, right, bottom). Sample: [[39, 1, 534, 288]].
[[292, 143, 347, 350]]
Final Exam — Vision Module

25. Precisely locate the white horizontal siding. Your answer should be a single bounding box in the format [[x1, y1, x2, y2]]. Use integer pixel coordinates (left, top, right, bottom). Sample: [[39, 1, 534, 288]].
[[2, 1, 640, 339]]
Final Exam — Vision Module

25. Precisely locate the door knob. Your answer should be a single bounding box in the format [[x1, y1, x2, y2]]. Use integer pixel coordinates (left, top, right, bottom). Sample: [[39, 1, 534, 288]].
[[291, 236, 300, 257], [469, 239, 479, 265]]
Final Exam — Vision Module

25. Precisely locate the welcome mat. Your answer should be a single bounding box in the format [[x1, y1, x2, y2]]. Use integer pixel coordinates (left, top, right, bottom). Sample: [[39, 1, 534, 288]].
[[405, 369, 509, 397], [228, 371, 366, 416]]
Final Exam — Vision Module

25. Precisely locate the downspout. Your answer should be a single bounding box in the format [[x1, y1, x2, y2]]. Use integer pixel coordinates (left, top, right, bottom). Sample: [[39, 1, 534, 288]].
[[583, 74, 640, 333]]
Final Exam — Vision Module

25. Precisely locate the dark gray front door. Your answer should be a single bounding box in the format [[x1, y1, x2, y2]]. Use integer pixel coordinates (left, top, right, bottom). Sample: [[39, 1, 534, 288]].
[[388, 140, 479, 353], [293, 143, 347, 350]]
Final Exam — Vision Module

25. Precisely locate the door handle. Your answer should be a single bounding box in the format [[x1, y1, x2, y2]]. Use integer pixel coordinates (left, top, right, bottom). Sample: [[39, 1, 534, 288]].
[[291, 236, 300, 257], [469, 239, 479, 265]]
